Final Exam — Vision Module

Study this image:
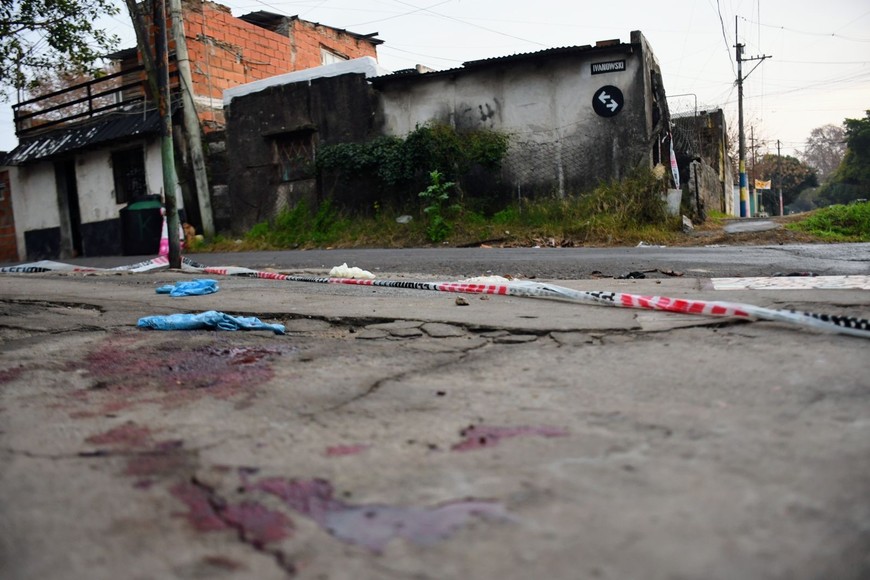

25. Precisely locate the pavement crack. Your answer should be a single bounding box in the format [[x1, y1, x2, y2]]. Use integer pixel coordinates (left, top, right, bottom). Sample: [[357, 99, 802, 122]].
[[316, 340, 490, 414]]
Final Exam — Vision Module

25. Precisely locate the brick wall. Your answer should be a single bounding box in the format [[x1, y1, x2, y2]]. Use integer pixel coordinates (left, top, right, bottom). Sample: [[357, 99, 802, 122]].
[[289, 19, 380, 70], [0, 171, 19, 263], [182, 1, 380, 128]]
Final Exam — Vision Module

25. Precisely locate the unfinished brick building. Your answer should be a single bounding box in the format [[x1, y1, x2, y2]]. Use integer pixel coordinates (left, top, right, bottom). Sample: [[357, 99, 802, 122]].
[[2, 0, 381, 260], [109, 0, 382, 130]]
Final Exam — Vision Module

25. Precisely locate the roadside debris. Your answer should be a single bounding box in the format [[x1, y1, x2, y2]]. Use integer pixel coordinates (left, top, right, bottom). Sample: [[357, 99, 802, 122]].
[[682, 215, 694, 232], [455, 297, 470, 306], [137, 311, 285, 334], [658, 269, 685, 277], [328, 263, 376, 279], [156, 279, 219, 297]]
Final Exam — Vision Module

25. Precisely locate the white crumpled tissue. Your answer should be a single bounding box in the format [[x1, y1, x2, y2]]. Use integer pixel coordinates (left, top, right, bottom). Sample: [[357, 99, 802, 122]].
[[328, 263, 376, 280]]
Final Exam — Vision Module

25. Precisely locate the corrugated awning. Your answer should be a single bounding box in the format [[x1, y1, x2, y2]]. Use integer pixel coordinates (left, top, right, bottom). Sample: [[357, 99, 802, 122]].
[[3, 107, 163, 166]]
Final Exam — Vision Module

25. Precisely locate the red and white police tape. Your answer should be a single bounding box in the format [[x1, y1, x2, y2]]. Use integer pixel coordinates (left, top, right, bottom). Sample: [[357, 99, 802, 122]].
[[2, 257, 869, 339]]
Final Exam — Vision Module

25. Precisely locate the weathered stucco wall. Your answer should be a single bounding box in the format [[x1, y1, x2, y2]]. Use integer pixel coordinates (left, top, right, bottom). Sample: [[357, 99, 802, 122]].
[[374, 34, 665, 197], [77, 150, 122, 224], [9, 164, 58, 232], [7, 163, 60, 260]]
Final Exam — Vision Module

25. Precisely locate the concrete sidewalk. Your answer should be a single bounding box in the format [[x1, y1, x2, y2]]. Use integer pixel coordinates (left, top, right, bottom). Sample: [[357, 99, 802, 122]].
[[1, 270, 868, 579]]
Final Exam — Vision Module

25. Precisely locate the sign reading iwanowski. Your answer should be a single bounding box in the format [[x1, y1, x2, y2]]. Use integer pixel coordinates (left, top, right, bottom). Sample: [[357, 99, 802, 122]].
[[591, 60, 626, 75]]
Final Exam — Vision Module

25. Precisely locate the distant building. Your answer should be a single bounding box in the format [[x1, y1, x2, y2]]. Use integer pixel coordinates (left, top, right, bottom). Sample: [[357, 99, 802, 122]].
[[671, 109, 733, 216], [224, 31, 673, 232], [0, 0, 381, 261]]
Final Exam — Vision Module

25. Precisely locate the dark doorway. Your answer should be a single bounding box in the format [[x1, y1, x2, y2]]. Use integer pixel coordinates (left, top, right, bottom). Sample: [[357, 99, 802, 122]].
[[55, 160, 82, 258]]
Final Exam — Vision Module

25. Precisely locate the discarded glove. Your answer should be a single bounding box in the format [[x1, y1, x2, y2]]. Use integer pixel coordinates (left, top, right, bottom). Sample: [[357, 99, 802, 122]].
[[137, 311, 285, 334], [156, 279, 219, 297]]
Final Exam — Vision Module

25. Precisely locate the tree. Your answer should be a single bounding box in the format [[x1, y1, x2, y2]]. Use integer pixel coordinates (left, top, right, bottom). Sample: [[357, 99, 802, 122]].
[[19, 64, 120, 123], [0, 0, 119, 97], [819, 110, 870, 206], [753, 153, 818, 210], [799, 124, 846, 182]]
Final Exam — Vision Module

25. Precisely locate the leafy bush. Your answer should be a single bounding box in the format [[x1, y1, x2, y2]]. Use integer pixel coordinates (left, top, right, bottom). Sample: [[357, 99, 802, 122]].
[[316, 123, 509, 204]]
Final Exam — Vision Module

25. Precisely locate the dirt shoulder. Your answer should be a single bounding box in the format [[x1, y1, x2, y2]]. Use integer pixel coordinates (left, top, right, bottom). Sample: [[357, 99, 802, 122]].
[[674, 215, 824, 247]]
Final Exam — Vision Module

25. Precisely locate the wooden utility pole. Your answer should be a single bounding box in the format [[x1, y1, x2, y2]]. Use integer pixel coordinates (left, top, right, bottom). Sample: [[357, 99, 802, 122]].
[[124, 0, 181, 267], [154, 0, 182, 268], [169, 0, 214, 238]]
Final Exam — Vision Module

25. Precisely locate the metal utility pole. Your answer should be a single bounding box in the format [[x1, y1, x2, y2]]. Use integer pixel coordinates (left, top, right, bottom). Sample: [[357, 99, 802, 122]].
[[735, 16, 771, 218], [169, 0, 215, 238]]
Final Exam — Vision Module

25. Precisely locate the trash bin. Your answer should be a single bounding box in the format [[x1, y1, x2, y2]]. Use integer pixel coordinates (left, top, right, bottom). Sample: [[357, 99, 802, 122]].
[[120, 195, 163, 255]]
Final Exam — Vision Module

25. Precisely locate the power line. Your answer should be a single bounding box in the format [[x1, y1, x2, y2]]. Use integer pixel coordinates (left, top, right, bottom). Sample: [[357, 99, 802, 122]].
[[348, 0, 451, 27], [386, 0, 547, 47], [739, 13, 870, 43], [712, 0, 736, 76]]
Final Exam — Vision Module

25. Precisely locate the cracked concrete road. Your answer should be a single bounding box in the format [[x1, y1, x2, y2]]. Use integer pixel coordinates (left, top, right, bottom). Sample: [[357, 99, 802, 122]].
[[0, 270, 868, 579]]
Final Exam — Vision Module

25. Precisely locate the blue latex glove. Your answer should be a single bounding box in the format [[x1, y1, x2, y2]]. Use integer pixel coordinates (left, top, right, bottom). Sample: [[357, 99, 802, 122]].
[[137, 311, 285, 334], [156, 279, 219, 297]]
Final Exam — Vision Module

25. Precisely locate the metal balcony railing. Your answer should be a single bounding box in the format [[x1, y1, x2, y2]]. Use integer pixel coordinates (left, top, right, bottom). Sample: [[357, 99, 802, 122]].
[[12, 64, 179, 139]]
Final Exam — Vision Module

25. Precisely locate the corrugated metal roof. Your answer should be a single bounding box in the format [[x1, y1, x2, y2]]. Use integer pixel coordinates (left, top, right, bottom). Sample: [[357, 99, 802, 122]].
[[371, 42, 630, 85], [3, 108, 163, 166]]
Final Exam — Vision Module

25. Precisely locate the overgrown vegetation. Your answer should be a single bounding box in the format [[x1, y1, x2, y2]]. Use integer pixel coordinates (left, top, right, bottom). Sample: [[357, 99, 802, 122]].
[[786, 201, 870, 242], [197, 167, 683, 251], [242, 200, 350, 249], [316, 122, 510, 207], [419, 170, 459, 243]]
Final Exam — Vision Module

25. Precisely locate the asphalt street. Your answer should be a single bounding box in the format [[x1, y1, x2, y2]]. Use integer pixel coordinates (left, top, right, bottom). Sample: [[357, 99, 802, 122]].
[[0, 251, 868, 579], [36, 242, 870, 278]]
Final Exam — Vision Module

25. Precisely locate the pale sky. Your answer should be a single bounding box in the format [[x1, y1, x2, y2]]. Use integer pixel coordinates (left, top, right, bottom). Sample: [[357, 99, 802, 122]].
[[2, 0, 868, 157]]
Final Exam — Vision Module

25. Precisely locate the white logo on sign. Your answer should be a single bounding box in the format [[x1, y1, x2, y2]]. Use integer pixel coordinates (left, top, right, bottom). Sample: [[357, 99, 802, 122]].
[[598, 91, 619, 112]]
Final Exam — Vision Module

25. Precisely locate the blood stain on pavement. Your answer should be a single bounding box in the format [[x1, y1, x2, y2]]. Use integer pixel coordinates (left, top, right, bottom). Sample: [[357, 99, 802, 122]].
[[84, 422, 189, 483], [245, 476, 511, 553], [66, 336, 291, 414], [85, 421, 154, 447], [324, 444, 370, 457], [171, 482, 293, 546], [451, 424, 569, 451]]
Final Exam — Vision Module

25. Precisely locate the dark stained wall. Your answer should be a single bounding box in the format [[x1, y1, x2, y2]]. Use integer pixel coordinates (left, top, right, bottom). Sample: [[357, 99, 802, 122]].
[[225, 73, 380, 231]]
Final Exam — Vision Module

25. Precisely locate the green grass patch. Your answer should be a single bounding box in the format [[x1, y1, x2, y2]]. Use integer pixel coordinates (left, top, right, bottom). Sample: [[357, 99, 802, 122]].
[[787, 202, 870, 242], [194, 168, 685, 251]]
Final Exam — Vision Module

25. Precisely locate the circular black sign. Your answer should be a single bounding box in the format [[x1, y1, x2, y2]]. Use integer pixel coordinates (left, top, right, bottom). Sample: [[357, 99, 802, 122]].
[[592, 85, 624, 117]]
